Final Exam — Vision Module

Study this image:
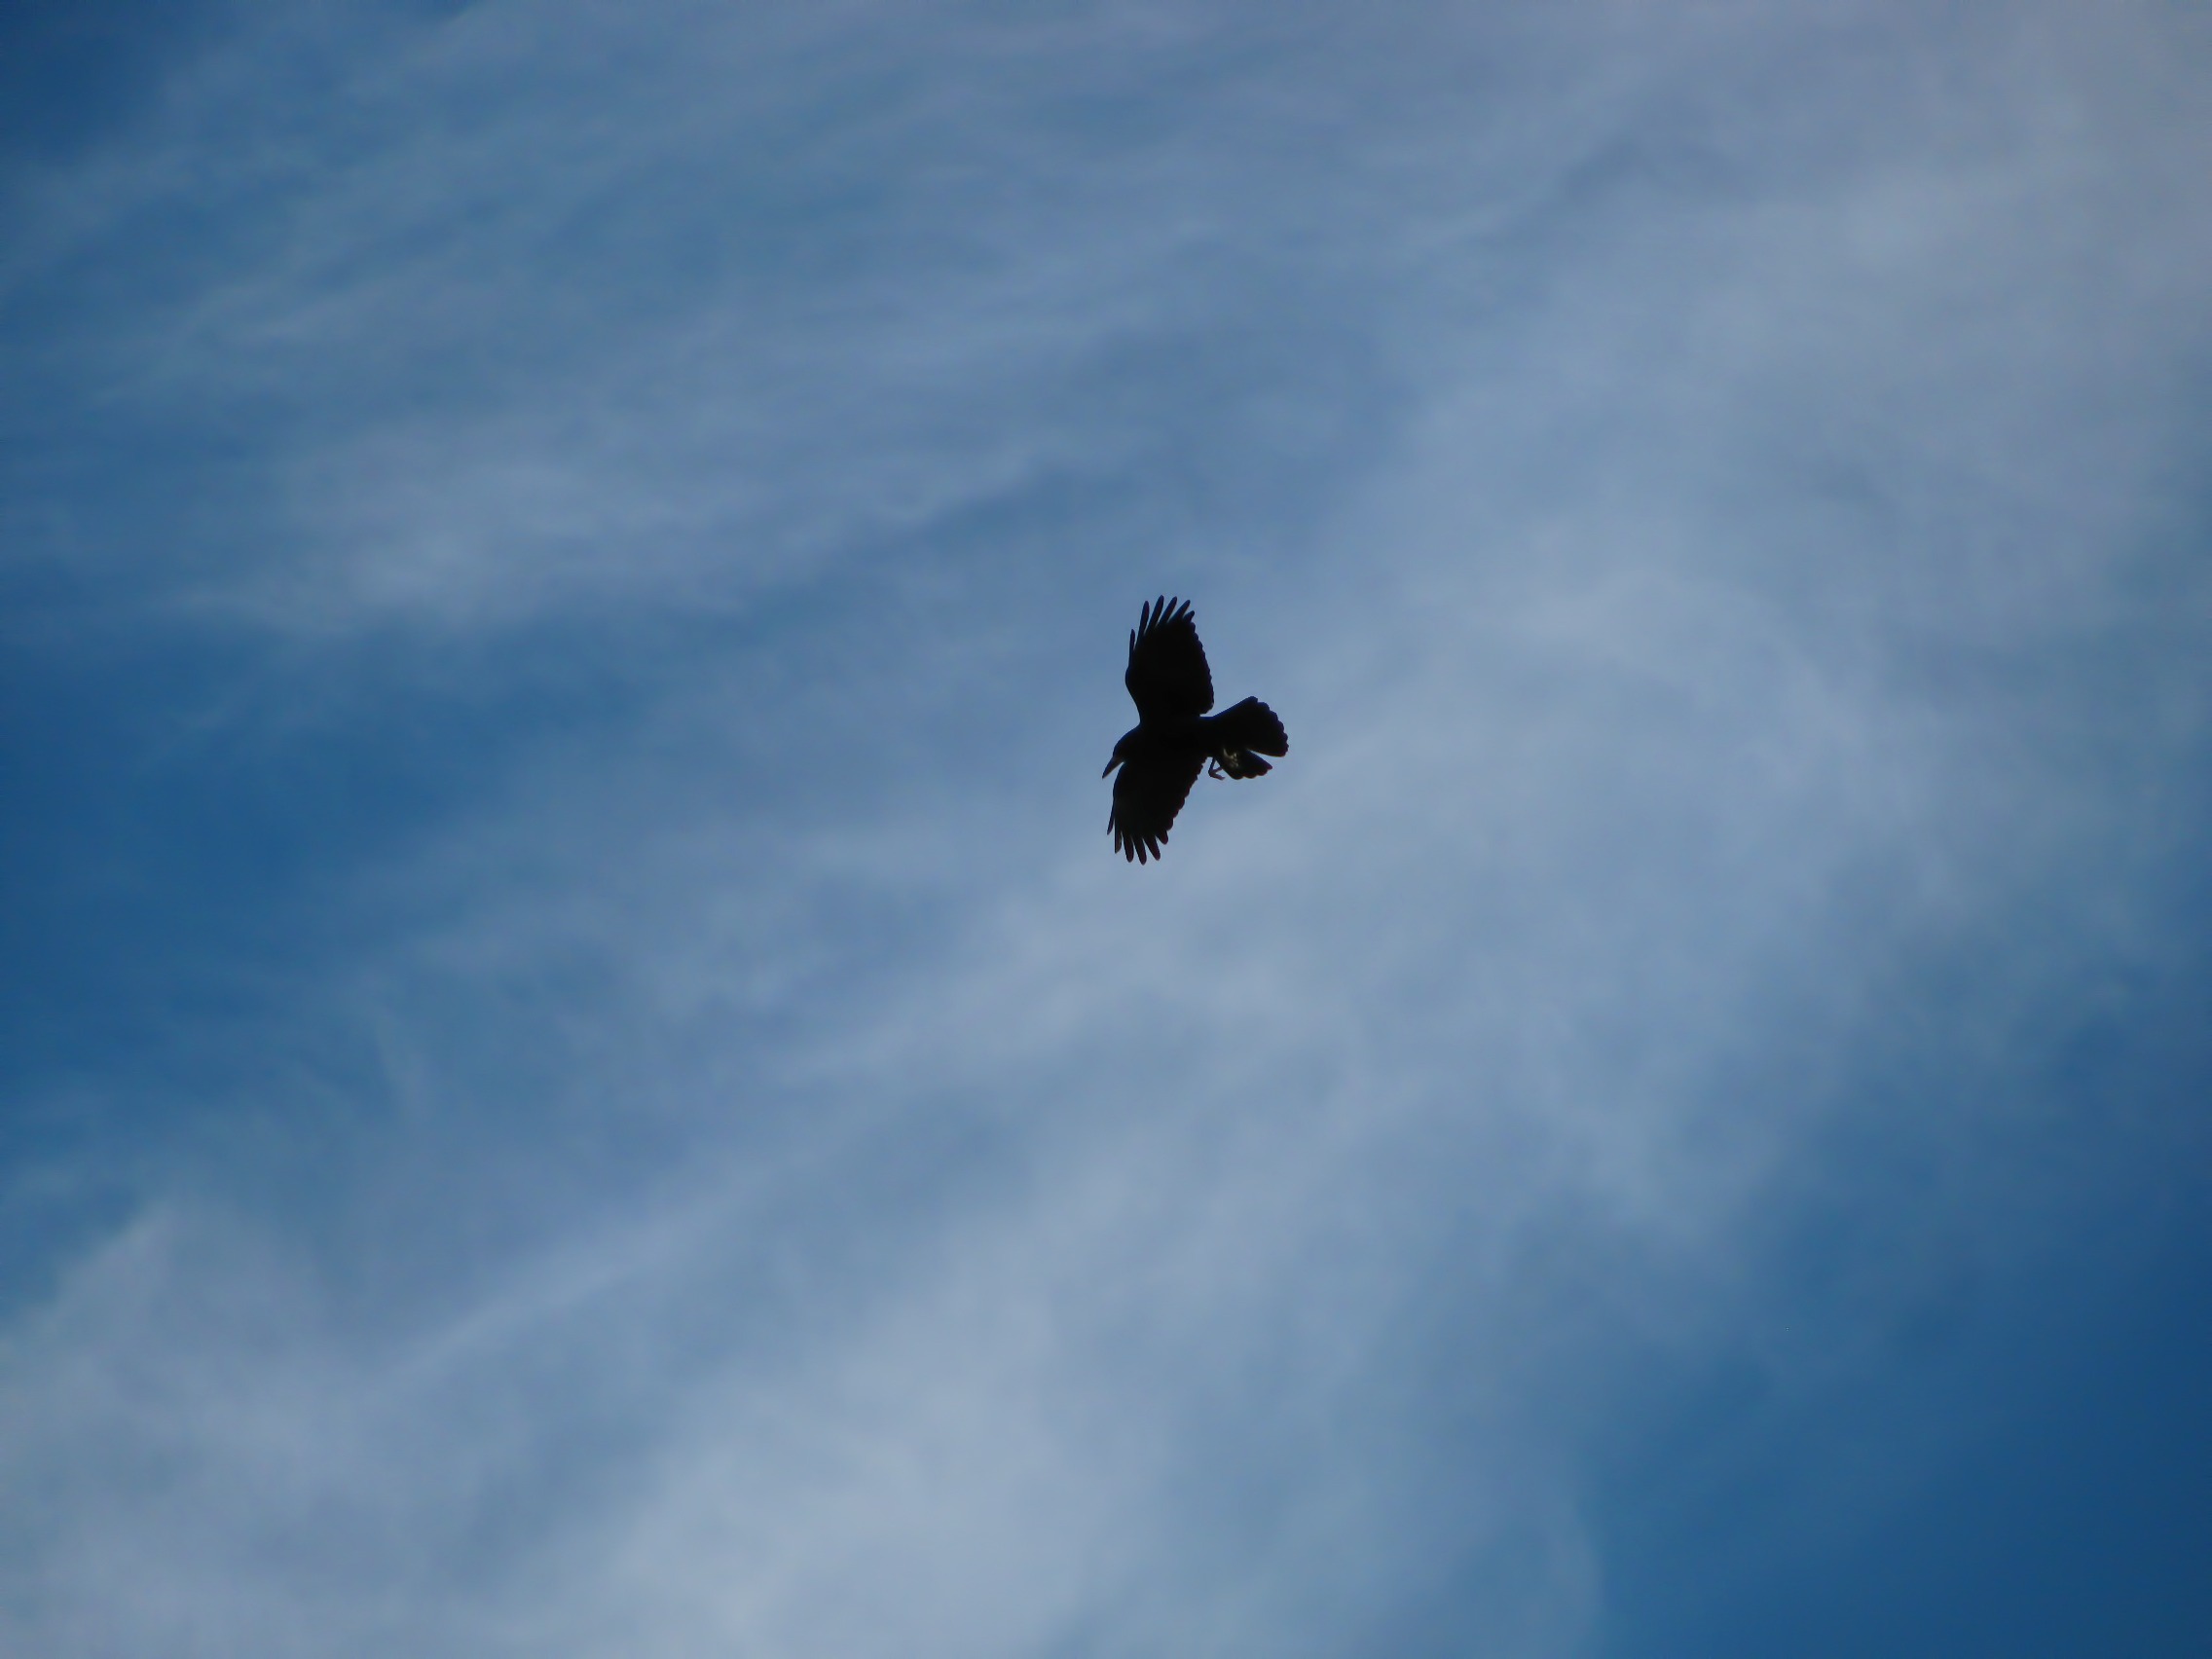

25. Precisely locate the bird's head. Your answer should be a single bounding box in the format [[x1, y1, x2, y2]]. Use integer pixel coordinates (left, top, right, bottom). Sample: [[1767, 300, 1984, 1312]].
[[1102, 731, 1131, 778]]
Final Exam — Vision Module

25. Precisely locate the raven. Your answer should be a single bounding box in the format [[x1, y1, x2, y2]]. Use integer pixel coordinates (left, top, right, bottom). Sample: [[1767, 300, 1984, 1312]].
[[1103, 596, 1288, 863]]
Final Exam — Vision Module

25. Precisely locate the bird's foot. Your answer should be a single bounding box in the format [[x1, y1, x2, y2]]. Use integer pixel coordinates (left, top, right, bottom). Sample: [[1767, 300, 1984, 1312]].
[[1210, 751, 1272, 781]]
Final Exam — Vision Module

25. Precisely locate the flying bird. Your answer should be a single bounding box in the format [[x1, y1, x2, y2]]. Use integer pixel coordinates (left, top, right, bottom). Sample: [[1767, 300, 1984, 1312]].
[[1103, 596, 1288, 863]]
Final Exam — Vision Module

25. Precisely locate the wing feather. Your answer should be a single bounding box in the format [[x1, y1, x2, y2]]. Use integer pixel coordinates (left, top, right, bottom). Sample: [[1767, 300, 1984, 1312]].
[[1124, 596, 1214, 722], [1108, 751, 1205, 864]]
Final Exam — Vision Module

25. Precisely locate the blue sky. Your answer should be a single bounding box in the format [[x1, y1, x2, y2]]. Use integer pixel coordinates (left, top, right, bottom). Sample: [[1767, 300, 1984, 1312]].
[[3, 2, 2209, 1653]]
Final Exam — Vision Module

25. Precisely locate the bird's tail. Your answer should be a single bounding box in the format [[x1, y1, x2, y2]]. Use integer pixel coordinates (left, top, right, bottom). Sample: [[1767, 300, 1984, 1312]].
[[1215, 697, 1288, 757]]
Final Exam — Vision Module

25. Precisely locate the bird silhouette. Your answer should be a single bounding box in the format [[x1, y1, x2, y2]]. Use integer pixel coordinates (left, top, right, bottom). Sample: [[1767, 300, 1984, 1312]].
[[1103, 597, 1287, 863]]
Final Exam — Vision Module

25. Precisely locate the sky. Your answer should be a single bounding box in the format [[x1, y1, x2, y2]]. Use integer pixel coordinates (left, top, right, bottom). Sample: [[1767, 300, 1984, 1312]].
[[3, 2, 2209, 1654]]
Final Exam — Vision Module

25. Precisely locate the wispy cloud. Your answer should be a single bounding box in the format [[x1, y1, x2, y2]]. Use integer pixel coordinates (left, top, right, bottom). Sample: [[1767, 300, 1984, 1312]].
[[3, 1, 2208, 1654]]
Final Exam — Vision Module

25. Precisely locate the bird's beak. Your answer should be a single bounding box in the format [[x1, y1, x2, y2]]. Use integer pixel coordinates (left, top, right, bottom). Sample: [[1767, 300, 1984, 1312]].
[[1102, 756, 1122, 778]]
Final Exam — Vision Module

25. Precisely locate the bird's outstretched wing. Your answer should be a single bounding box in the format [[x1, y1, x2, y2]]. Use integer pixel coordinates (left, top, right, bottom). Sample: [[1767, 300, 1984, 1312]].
[[1109, 751, 1205, 864], [1124, 596, 1214, 723]]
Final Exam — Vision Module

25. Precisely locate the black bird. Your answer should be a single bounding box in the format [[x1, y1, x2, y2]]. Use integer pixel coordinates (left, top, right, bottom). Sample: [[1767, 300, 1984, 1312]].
[[1103, 596, 1288, 863]]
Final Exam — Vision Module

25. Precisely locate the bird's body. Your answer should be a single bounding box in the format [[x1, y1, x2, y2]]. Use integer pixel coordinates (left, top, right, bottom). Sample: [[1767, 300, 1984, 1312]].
[[1103, 597, 1287, 863]]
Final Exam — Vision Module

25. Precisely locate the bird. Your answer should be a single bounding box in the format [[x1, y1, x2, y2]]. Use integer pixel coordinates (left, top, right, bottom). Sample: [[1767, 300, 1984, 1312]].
[[1103, 596, 1287, 863]]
